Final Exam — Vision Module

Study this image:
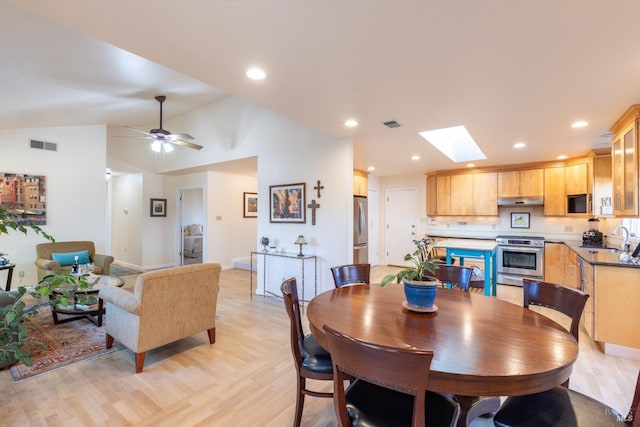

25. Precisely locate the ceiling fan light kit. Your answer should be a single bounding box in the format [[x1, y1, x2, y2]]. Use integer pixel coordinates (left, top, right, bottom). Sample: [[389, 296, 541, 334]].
[[126, 95, 203, 152]]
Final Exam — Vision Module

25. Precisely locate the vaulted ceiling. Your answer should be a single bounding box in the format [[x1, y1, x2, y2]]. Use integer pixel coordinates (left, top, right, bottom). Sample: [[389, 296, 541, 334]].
[[3, 0, 640, 177]]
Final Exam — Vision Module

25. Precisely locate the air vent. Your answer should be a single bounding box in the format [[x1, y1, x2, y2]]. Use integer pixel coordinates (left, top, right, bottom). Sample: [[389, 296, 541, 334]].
[[382, 120, 401, 128], [30, 139, 58, 152]]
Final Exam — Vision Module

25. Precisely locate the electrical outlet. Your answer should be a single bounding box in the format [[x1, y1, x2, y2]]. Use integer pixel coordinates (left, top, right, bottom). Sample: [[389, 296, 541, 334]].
[[565, 225, 573, 232], [216, 215, 222, 221], [18, 270, 25, 278]]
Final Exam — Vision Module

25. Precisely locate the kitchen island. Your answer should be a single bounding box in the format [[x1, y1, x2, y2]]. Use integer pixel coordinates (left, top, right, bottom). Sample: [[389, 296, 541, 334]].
[[435, 239, 498, 296]]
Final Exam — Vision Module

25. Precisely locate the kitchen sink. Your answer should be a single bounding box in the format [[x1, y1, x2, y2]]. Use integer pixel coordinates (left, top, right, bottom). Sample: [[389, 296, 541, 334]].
[[579, 246, 622, 253]]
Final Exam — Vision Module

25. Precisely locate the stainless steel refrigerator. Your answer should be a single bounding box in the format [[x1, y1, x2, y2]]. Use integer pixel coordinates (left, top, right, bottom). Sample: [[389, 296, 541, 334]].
[[353, 196, 368, 264]]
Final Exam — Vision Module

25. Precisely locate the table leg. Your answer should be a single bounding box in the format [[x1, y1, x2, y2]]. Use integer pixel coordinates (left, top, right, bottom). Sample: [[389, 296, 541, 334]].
[[5, 266, 14, 291], [455, 395, 478, 427]]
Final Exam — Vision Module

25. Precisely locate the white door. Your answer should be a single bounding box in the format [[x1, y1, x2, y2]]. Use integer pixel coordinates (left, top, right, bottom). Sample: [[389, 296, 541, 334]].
[[368, 189, 379, 266], [385, 188, 418, 266], [176, 187, 205, 266]]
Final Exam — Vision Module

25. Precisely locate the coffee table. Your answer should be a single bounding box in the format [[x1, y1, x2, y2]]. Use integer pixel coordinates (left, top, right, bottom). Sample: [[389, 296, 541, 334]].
[[50, 275, 125, 326]]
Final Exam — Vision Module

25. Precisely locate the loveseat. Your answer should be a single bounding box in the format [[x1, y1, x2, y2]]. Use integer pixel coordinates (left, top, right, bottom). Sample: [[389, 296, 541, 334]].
[[99, 263, 221, 373], [34, 241, 114, 280]]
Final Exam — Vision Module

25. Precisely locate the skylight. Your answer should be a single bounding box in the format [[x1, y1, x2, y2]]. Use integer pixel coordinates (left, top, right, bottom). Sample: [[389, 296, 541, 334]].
[[418, 125, 486, 163]]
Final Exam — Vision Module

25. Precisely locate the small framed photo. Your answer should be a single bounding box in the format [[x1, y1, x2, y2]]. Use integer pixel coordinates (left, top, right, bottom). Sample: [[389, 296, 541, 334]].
[[511, 212, 530, 229], [150, 198, 167, 217], [269, 183, 306, 223], [243, 192, 258, 218]]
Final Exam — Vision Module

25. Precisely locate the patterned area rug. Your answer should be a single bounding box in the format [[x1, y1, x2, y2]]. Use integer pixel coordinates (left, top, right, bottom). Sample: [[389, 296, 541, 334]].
[[9, 306, 124, 381], [110, 265, 142, 276]]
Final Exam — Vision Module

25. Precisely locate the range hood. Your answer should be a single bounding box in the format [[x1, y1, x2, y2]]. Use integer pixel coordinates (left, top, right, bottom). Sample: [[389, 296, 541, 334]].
[[497, 196, 544, 206]]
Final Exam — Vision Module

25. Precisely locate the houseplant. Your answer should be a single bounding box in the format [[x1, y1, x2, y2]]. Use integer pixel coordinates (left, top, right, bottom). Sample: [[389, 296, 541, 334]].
[[380, 239, 441, 310], [0, 205, 92, 368]]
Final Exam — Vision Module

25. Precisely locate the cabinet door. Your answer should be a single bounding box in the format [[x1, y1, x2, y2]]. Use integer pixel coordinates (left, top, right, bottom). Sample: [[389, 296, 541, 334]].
[[436, 176, 451, 216], [623, 126, 637, 214], [353, 174, 368, 197], [582, 261, 594, 339], [564, 249, 579, 289], [426, 176, 437, 216], [594, 265, 640, 347], [450, 174, 474, 215], [544, 243, 565, 285], [544, 167, 565, 216], [497, 171, 520, 197], [473, 172, 497, 215], [564, 163, 588, 195], [520, 169, 544, 197], [612, 135, 624, 213]]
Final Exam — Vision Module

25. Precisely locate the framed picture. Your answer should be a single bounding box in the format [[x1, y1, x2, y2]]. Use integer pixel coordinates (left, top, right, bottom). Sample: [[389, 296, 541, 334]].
[[269, 183, 306, 223], [511, 212, 530, 229], [243, 192, 258, 218], [150, 198, 167, 217]]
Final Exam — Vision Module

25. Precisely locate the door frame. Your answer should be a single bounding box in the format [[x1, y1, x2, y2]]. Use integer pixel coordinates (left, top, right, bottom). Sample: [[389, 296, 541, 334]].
[[384, 187, 418, 267], [175, 186, 206, 266]]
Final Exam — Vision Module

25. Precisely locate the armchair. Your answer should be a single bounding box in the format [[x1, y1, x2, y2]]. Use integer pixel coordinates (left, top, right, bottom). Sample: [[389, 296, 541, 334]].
[[99, 263, 221, 373], [35, 241, 114, 280]]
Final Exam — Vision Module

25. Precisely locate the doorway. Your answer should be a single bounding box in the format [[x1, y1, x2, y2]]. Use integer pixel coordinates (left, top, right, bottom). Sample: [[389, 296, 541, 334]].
[[385, 187, 418, 267], [368, 188, 379, 266], [177, 187, 205, 266]]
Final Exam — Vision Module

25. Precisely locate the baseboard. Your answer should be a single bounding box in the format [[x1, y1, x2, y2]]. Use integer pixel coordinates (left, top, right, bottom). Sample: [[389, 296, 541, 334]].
[[603, 343, 640, 361], [232, 256, 255, 271]]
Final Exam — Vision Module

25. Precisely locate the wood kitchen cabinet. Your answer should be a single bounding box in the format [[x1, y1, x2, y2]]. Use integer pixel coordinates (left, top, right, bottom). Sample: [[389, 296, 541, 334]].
[[610, 104, 640, 216], [564, 162, 589, 195], [353, 170, 368, 197], [581, 260, 594, 338], [426, 176, 437, 216], [428, 172, 497, 216], [544, 166, 565, 216], [564, 248, 579, 289], [498, 169, 543, 197], [436, 175, 451, 216], [544, 242, 565, 285]]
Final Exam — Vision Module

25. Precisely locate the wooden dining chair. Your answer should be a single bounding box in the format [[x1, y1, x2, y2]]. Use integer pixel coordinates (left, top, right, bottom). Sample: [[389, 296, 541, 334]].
[[425, 264, 473, 291], [330, 263, 370, 288], [493, 279, 592, 427], [323, 324, 460, 427], [281, 278, 333, 427]]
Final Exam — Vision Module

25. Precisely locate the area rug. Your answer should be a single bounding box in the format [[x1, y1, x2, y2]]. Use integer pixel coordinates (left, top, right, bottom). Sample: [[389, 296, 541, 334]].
[[9, 307, 124, 381], [110, 265, 142, 276]]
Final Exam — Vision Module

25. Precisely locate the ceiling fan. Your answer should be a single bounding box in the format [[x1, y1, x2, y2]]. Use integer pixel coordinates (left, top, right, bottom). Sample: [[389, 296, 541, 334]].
[[126, 95, 203, 151]]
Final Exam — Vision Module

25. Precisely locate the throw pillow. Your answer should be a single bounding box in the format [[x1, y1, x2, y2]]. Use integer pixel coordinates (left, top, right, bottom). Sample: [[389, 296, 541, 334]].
[[189, 224, 202, 236], [51, 250, 90, 266]]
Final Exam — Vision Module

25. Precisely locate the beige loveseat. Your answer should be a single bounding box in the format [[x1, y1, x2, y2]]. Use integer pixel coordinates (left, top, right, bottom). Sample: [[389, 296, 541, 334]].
[[99, 263, 221, 373], [35, 241, 114, 280]]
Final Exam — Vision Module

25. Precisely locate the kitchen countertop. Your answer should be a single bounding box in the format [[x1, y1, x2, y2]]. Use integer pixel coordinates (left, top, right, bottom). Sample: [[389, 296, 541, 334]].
[[567, 244, 640, 268]]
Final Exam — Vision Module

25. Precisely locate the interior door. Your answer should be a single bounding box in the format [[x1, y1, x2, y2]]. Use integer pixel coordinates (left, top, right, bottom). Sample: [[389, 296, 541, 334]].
[[176, 187, 204, 266], [368, 188, 379, 266], [385, 188, 418, 266]]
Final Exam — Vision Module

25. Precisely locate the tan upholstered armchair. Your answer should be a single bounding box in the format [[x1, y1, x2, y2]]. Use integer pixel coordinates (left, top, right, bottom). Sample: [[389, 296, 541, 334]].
[[98, 263, 221, 373], [34, 241, 114, 280]]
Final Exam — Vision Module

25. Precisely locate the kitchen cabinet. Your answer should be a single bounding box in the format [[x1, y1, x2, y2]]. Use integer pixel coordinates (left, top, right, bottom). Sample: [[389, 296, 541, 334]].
[[450, 174, 474, 215], [429, 172, 497, 216], [544, 242, 565, 284], [564, 248, 579, 289], [353, 170, 368, 197], [580, 259, 594, 338], [426, 176, 437, 217], [436, 175, 451, 216], [593, 153, 613, 216], [564, 162, 589, 195], [610, 104, 640, 216], [498, 169, 543, 198], [544, 167, 565, 216]]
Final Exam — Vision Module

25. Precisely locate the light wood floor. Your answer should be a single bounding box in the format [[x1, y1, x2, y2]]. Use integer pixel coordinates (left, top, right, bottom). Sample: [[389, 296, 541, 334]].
[[1, 266, 638, 426]]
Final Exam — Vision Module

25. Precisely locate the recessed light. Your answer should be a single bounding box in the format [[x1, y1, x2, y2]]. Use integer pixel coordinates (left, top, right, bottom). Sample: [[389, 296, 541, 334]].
[[246, 67, 266, 80], [411, 155, 421, 161], [367, 166, 375, 171], [467, 163, 475, 167], [513, 142, 526, 149], [345, 119, 358, 128], [557, 155, 568, 160], [418, 125, 487, 163], [571, 121, 588, 128]]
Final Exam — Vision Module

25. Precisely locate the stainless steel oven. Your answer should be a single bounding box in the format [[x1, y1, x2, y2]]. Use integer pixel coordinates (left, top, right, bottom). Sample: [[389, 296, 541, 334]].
[[496, 235, 545, 286]]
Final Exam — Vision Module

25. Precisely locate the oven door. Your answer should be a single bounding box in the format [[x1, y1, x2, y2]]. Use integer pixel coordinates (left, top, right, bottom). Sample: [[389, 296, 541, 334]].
[[497, 245, 544, 278]]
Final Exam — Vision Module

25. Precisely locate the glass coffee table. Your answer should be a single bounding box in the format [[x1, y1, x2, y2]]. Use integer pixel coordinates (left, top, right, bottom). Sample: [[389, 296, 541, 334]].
[[50, 275, 125, 327]]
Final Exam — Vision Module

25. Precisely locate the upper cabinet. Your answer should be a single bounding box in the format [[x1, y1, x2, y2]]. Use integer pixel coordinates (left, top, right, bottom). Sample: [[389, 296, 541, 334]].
[[544, 166, 565, 216], [497, 169, 543, 197], [427, 172, 497, 216], [353, 170, 368, 197], [610, 105, 640, 216]]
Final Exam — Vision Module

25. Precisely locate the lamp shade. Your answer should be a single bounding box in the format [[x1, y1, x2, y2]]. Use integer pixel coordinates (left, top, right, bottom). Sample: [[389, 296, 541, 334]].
[[295, 235, 307, 245]]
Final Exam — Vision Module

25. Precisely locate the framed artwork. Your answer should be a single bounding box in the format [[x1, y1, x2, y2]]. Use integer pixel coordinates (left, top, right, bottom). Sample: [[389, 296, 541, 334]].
[[243, 192, 258, 218], [150, 198, 167, 217], [269, 183, 306, 223], [510, 212, 530, 229], [0, 172, 47, 225]]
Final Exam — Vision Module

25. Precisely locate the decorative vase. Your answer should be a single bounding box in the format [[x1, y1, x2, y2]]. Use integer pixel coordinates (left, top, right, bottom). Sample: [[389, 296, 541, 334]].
[[260, 237, 269, 253], [403, 278, 439, 310]]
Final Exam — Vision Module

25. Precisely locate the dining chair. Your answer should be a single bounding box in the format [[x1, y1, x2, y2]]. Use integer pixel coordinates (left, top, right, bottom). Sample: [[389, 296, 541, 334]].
[[492, 279, 592, 427], [323, 323, 460, 427], [330, 263, 370, 288], [280, 278, 333, 427]]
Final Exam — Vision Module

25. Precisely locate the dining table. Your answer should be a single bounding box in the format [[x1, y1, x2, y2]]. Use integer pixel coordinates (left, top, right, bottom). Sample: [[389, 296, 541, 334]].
[[307, 283, 579, 427]]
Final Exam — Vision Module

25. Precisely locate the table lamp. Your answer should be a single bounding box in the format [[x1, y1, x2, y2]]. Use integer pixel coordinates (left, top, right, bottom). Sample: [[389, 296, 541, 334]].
[[295, 235, 308, 257]]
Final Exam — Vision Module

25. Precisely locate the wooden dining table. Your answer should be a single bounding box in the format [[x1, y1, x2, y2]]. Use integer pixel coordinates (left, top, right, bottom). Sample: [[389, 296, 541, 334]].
[[307, 284, 579, 426]]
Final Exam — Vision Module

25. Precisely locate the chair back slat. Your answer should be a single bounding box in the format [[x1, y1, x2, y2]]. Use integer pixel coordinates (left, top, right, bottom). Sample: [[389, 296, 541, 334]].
[[281, 278, 305, 367], [425, 264, 473, 291], [330, 264, 370, 288]]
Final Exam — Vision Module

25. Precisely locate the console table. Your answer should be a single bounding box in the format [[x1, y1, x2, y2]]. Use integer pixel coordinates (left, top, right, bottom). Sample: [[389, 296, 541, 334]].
[[0, 263, 15, 291], [435, 239, 497, 296], [249, 251, 318, 302]]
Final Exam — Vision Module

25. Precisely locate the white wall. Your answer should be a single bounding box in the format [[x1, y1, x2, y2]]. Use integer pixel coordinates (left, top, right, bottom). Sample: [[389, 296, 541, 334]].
[[0, 125, 107, 285]]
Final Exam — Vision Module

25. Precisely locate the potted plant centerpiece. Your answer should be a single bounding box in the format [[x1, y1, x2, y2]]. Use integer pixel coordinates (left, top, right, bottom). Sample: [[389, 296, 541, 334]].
[[0, 206, 92, 368], [380, 239, 442, 311]]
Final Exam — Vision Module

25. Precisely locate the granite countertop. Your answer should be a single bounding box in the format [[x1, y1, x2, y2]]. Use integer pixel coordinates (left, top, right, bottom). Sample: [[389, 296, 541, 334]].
[[566, 244, 640, 269]]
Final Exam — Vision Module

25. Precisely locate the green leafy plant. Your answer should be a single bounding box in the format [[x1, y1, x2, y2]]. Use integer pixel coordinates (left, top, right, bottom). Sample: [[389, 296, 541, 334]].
[[380, 239, 441, 287], [0, 205, 54, 242]]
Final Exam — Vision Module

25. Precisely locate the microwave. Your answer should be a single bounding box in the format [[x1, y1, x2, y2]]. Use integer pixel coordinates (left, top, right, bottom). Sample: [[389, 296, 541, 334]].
[[567, 193, 591, 214]]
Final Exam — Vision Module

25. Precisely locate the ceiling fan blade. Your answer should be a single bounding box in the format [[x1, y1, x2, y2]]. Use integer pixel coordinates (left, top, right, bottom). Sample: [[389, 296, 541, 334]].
[[125, 126, 153, 136], [167, 132, 194, 140], [170, 139, 203, 150]]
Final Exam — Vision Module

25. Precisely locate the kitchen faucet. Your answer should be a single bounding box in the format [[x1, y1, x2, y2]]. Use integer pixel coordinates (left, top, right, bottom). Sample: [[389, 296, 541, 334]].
[[612, 225, 631, 253]]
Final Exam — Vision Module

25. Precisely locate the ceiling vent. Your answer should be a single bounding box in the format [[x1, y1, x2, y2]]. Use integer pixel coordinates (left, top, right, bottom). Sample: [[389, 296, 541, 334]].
[[383, 120, 401, 128], [30, 139, 58, 152]]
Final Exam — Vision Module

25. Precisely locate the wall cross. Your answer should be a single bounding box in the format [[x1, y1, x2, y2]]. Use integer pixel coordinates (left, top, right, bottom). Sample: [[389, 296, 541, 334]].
[[314, 180, 324, 198], [307, 199, 320, 225]]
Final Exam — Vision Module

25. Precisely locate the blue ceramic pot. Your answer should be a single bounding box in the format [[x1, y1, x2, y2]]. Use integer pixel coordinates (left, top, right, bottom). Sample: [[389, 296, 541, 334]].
[[404, 279, 438, 309]]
